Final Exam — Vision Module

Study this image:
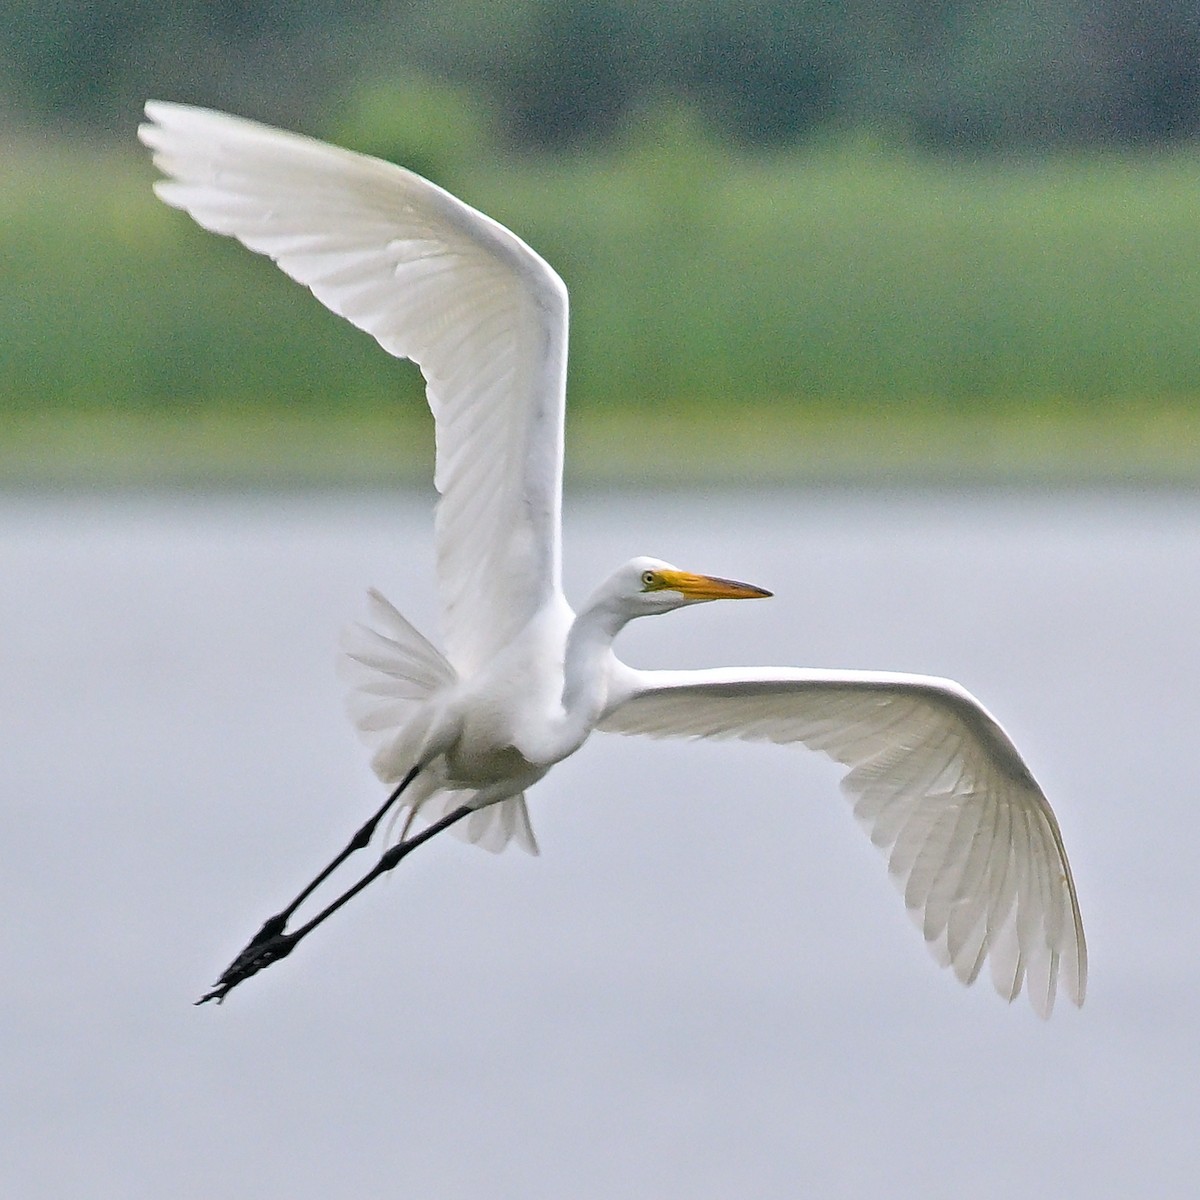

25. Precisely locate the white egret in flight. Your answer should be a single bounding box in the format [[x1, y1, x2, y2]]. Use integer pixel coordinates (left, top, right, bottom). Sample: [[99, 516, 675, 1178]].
[[139, 102, 1086, 1015]]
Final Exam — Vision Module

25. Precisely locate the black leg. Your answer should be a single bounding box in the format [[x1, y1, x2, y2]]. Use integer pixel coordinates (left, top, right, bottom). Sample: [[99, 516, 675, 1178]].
[[237, 764, 422, 955], [196, 803, 473, 1005]]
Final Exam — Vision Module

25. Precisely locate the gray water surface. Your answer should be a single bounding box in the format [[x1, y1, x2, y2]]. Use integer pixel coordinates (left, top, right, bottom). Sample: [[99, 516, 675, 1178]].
[[2, 488, 1197, 1198]]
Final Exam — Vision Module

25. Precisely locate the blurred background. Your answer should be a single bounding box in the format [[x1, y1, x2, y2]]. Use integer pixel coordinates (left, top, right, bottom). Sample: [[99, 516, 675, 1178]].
[[6, 0, 1200, 481], [4, 5, 1200, 1199]]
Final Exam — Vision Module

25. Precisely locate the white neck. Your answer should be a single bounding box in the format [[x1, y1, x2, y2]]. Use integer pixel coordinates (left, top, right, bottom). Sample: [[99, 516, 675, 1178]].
[[561, 595, 630, 728]]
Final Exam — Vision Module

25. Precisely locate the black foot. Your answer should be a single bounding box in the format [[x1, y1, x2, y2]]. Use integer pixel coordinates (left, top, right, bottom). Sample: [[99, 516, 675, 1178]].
[[195, 930, 297, 1005], [246, 913, 288, 950]]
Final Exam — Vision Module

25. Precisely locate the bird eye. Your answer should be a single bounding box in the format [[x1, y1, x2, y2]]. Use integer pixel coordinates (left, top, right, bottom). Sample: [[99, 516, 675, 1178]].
[[641, 570, 656, 587]]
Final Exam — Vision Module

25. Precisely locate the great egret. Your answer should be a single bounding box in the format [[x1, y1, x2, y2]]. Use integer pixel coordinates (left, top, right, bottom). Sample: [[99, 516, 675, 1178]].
[[139, 102, 1086, 1016]]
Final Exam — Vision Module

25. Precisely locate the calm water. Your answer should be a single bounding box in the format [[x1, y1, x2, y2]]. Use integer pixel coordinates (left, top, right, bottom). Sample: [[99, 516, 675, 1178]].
[[3, 487, 1198, 1198]]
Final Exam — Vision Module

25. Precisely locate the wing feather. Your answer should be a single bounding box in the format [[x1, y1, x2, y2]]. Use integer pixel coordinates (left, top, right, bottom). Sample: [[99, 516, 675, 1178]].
[[140, 102, 568, 674], [599, 664, 1086, 1016]]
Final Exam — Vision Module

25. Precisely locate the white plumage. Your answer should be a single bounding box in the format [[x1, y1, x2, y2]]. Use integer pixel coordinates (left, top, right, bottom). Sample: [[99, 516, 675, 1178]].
[[140, 102, 1086, 1015]]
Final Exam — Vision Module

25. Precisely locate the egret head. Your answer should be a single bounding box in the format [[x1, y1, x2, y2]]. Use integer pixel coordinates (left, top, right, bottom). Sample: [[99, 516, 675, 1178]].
[[605, 556, 772, 617]]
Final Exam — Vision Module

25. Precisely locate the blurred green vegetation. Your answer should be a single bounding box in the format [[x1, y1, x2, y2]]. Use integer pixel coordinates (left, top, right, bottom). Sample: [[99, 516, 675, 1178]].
[[6, 95, 1200, 483], [8, 1, 1200, 155]]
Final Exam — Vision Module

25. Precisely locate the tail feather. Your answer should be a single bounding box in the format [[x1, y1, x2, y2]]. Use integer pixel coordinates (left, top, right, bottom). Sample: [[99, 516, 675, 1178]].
[[340, 589, 539, 856], [456, 794, 540, 856], [385, 779, 540, 857], [339, 588, 456, 749]]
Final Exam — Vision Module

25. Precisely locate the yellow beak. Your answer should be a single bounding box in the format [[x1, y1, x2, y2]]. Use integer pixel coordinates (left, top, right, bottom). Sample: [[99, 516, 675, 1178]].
[[655, 570, 773, 600]]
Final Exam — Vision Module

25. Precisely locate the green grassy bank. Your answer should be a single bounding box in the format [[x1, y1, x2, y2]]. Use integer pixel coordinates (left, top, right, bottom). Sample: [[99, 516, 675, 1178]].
[[5, 123, 1200, 484], [6, 401, 1200, 489]]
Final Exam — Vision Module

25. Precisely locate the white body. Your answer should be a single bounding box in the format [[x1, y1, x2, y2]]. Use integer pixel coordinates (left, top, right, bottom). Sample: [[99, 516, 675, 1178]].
[[140, 103, 1087, 1016]]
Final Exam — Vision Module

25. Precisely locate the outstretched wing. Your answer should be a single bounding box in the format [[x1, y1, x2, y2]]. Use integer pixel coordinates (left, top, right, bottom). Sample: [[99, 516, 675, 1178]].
[[600, 665, 1086, 1017], [139, 102, 569, 675]]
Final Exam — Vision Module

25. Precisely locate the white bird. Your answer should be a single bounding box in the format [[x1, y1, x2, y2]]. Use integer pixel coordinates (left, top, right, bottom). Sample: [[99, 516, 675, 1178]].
[[139, 101, 1086, 1015]]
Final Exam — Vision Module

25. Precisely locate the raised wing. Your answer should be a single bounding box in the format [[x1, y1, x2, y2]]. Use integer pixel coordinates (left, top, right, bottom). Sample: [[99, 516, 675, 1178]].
[[139, 102, 569, 674], [600, 665, 1086, 1017]]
